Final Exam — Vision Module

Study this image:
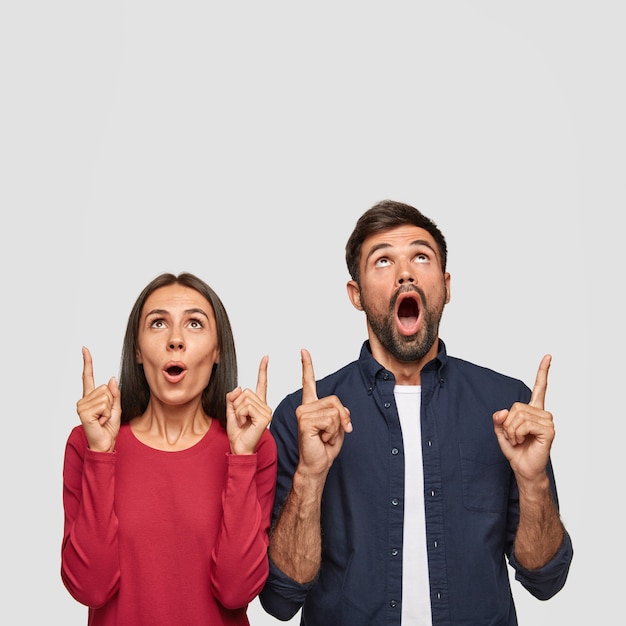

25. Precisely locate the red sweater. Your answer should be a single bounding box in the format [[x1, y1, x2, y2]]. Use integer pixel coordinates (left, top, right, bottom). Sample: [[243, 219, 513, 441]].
[[61, 422, 277, 625]]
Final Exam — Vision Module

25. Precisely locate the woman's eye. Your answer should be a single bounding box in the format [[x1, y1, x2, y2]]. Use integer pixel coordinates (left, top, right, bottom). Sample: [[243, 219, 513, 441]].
[[150, 319, 166, 328], [189, 319, 204, 329]]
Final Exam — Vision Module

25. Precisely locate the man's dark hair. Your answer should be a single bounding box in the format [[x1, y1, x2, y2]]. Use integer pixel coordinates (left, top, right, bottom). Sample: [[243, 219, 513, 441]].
[[345, 199, 448, 283]]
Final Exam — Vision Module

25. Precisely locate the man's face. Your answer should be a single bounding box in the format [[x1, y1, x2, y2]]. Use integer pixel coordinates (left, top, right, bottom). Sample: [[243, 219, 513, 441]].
[[347, 225, 450, 363]]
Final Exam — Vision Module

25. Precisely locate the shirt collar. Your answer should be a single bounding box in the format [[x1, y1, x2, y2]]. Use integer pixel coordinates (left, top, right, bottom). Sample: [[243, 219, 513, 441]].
[[357, 338, 448, 390]]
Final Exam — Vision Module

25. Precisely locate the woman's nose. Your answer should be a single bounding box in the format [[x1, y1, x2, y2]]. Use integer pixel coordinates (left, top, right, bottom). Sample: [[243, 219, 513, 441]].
[[167, 332, 184, 350]]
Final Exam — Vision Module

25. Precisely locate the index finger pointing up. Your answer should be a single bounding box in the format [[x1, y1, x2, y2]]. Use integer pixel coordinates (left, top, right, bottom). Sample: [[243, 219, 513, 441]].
[[301, 348, 319, 404], [529, 354, 552, 409], [255, 355, 269, 403], [81, 346, 96, 397]]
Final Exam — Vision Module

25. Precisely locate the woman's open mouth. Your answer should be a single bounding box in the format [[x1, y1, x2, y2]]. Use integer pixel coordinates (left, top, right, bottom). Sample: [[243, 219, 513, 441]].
[[163, 362, 187, 383]]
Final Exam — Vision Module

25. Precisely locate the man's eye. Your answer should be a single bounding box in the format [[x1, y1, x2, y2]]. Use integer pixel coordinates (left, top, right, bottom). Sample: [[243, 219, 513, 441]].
[[375, 258, 391, 267], [415, 253, 429, 264]]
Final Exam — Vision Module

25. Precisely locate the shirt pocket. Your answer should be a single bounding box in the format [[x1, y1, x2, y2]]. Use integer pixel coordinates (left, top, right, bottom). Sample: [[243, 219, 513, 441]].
[[459, 443, 510, 513]]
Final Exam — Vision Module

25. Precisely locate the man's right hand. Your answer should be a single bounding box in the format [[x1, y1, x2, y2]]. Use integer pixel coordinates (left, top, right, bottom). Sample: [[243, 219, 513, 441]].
[[266, 349, 353, 585], [295, 348, 352, 477]]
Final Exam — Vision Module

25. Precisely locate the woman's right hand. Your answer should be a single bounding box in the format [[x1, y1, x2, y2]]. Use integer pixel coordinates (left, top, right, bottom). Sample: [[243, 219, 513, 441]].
[[76, 346, 121, 452]]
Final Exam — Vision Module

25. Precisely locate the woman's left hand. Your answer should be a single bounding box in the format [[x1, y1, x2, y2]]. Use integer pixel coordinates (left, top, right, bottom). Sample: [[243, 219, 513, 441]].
[[226, 355, 272, 455]]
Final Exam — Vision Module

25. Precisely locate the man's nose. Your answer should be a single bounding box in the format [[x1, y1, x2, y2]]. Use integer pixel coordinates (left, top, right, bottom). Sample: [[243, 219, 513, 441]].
[[397, 262, 415, 285]]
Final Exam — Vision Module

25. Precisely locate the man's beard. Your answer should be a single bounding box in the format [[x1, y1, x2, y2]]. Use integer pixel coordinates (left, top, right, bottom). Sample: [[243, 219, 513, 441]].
[[362, 285, 444, 363]]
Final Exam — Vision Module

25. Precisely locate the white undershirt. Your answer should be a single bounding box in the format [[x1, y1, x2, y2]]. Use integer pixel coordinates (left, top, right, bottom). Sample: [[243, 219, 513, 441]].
[[394, 385, 432, 625]]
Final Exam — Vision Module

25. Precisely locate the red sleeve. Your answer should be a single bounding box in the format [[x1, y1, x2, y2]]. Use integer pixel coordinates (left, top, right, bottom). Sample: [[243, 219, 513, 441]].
[[61, 426, 121, 608], [210, 428, 278, 609]]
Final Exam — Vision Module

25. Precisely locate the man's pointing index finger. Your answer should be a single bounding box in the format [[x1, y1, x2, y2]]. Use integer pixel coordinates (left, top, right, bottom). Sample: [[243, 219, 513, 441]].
[[301, 348, 319, 404], [529, 354, 552, 409]]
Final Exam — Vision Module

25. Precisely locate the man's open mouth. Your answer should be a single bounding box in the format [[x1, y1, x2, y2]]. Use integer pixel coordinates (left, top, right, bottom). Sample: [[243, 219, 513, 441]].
[[396, 293, 420, 332]]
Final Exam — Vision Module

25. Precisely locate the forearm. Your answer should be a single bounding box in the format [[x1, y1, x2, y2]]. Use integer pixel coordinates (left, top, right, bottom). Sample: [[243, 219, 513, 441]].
[[62, 447, 120, 606], [514, 474, 564, 570], [212, 454, 273, 608], [268, 469, 326, 583]]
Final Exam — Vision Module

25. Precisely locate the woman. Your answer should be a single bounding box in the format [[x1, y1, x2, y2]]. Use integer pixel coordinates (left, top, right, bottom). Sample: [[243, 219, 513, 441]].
[[61, 272, 277, 625]]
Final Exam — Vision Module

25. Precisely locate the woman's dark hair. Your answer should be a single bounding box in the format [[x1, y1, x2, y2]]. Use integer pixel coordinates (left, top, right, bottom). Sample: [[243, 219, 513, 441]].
[[345, 199, 448, 283], [118, 272, 237, 428]]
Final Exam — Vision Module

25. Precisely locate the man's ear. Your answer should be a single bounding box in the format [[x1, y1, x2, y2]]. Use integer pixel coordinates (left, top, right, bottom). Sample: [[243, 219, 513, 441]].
[[347, 280, 364, 311]]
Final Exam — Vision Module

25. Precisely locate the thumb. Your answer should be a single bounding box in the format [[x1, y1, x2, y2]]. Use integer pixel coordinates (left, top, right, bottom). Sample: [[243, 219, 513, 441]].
[[492, 409, 509, 438], [109, 377, 122, 423], [492, 408, 507, 425], [492, 409, 514, 459], [225, 387, 242, 422]]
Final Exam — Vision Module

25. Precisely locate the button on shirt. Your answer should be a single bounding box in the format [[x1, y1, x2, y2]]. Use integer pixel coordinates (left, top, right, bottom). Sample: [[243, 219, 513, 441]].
[[259, 340, 573, 626]]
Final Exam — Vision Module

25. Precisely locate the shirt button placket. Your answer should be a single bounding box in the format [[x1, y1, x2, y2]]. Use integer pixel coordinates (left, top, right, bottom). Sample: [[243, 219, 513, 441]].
[[383, 371, 401, 618]]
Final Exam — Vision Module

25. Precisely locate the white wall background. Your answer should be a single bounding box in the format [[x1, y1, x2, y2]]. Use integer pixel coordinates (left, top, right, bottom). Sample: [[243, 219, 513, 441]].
[[1, 1, 621, 624]]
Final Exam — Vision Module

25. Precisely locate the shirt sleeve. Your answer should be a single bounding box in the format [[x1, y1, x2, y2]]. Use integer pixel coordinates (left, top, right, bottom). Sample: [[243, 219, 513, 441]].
[[506, 455, 574, 601], [210, 428, 277, 609], [258, 392, 312, 620], [509, 529, 574, 600], [260, 558, 317, 621], [60, 426, 121, 608]]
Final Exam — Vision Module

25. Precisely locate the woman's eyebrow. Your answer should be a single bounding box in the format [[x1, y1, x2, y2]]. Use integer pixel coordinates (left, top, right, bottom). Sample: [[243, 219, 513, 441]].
[[144, 308, 209, 318], [184, 308, 210, 318]]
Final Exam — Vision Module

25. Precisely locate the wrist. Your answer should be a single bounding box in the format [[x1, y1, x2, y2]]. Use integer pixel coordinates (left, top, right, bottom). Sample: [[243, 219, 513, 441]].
[[292, 466, 328, 501], [516, 472, 551, 500]]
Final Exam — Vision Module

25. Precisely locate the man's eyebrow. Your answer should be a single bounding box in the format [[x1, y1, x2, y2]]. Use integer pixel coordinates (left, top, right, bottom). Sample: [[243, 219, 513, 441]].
[[365, 239, 436, 263], [364, 242, 391, 263]]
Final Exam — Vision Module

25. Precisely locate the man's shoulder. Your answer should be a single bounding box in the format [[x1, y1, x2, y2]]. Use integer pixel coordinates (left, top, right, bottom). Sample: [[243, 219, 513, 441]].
[[445, 355, 529, 394], [315, 358, 362, 393]]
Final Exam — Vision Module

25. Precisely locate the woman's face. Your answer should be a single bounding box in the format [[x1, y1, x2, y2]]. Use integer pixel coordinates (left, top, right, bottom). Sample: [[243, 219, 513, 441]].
[[136, 283, 220, 409]]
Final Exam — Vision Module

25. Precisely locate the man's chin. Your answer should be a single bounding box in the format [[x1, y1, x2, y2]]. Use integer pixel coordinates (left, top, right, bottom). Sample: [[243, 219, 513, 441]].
[[391, 333, 437, 362]]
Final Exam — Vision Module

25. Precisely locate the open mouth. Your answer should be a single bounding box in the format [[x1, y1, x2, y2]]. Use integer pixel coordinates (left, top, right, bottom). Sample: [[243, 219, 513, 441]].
[[163, 362, 187, 382], [396, 292, 420, 333]]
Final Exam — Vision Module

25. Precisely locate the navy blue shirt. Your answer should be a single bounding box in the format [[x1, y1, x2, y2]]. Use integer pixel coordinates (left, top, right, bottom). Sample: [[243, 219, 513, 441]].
[[260, 340, 573, 625]]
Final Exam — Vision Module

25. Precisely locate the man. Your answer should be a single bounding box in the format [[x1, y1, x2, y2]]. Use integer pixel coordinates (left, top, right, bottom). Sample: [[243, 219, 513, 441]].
[[259, 200, 572, 625]]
